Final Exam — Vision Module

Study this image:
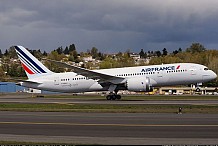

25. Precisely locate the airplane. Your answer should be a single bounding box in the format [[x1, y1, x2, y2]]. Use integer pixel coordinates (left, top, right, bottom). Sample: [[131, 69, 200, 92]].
[[14, 45, 217, 100]]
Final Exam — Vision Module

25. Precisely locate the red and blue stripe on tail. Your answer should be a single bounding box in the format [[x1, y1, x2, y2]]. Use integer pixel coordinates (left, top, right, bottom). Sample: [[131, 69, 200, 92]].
[[14, 46, 53, 79]]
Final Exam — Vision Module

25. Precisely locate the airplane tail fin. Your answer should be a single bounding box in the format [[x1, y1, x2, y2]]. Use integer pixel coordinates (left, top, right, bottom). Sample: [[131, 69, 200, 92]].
[[14, 46, 53, 79]]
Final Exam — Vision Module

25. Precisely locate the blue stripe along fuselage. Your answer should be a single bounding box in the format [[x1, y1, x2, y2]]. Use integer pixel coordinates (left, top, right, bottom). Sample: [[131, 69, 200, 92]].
[[14, 46, 46, 73]]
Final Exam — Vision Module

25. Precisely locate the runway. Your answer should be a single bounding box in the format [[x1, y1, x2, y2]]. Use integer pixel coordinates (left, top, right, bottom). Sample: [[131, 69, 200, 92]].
[[1, 93, 218, 105], [0, 111, 218, 145], [0, 93, 218, 144]]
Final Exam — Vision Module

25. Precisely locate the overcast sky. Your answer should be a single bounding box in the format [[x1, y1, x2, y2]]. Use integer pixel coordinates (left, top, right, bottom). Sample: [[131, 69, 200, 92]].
[[1, 0, 218, 53]]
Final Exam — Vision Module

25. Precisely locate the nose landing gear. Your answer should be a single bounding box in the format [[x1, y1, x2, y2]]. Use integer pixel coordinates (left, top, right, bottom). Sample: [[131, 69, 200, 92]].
[[192, 83, 202, 92]]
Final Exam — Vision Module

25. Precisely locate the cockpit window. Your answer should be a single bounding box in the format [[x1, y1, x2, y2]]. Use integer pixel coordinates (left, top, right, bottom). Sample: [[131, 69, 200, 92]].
[[204, 68, 209, 71]]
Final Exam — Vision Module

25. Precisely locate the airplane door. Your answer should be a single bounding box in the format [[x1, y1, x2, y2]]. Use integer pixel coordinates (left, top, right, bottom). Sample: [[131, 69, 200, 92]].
[[190, 66, 197, 75], [157, 64, 163, 77], [54, 77, 59, 85], [157, 71, 163, 77]]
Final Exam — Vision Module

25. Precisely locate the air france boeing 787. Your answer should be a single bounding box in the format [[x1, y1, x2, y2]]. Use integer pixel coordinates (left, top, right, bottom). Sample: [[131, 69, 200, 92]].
[[14, 46, 217, 100]]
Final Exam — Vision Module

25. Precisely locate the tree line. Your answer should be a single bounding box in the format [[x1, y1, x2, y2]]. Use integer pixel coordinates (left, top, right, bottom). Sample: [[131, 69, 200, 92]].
[[0, 43, 217, 86]]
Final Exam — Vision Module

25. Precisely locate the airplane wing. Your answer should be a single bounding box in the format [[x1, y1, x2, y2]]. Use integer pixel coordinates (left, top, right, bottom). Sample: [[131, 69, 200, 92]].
[[45, 59, 125, 84]]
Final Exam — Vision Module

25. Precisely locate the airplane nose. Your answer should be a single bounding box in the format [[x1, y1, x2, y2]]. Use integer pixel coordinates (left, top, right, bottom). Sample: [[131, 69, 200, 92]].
[[212, 71, 217, 79], [203, 71, 217, 82]]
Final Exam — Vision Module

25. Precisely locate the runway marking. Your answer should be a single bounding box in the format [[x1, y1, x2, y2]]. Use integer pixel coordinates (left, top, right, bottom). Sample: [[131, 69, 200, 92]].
[[0, 121, 218, 127]]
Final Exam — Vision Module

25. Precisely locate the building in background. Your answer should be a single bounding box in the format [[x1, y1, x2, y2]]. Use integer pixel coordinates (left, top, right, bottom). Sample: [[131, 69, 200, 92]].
[[0, 82, 24, 93], [0, 82, 57, 94]]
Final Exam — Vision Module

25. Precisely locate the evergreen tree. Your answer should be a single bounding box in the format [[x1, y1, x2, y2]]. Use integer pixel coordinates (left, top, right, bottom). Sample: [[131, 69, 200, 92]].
[[139, 49, 145, 58], [147, 51, 151, 57], [173, 50, 179, 55], [4, 49, 9, 56], [155, 50, 162, 57], [69, 44, 76, 52], [0, 49, 2, 58], [64, 46, 69, 54], [56, 47, 63, 54], [43, 51, 47, 56], [162, 48, 168, 56]]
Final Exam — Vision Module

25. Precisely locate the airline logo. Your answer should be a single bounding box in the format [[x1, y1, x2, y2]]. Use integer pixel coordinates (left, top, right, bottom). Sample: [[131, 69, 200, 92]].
[[141, 65, 180, 72], [14, 46, 46, 75]]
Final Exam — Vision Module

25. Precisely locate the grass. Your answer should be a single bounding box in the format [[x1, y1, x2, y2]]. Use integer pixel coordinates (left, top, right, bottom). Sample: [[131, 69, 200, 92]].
[[0, 93, 218, 113], [0, 103, 218, 113]]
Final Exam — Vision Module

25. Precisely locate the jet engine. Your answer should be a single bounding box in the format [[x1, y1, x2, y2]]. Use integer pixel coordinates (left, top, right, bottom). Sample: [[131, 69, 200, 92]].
[[126, 77, 152, 92]]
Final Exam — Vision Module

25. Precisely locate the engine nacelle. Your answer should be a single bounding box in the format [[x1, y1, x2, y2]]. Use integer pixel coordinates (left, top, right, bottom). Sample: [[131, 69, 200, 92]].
[[126, 77, 152, 92]]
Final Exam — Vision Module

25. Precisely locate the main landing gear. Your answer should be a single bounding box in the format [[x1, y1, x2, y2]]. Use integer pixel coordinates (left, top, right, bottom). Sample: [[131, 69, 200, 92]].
[[106, 94, 121, 100], [106, 84, 121, 100]]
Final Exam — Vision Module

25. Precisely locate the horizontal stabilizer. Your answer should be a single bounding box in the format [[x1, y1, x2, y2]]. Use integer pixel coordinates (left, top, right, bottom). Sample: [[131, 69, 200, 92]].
[[3, 77, 42, 85], [16, 80, 42, 86], [20, 80, 42, 84]]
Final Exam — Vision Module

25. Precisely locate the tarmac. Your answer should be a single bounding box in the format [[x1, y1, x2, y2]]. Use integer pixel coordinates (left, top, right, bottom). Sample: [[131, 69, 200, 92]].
[[0, 111, 218, 145], [0, 93, 218, 145]]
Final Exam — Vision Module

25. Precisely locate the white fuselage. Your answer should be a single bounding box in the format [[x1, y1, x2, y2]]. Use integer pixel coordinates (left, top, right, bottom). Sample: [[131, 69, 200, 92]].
[[21, 63, 217, 93]]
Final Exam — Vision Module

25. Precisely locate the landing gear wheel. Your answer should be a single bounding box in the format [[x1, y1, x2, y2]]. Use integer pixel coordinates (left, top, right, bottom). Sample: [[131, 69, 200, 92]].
[[111, 95, 116, 100], [196, 88, 201, 92], [116, 95, 121, 100], [106, 95, 112, 100], [106, 94, 122, 100]]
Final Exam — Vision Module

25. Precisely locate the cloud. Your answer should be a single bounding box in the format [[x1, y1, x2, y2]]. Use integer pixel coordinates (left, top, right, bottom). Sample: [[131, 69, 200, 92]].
[[1, 0, 218, 53]]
